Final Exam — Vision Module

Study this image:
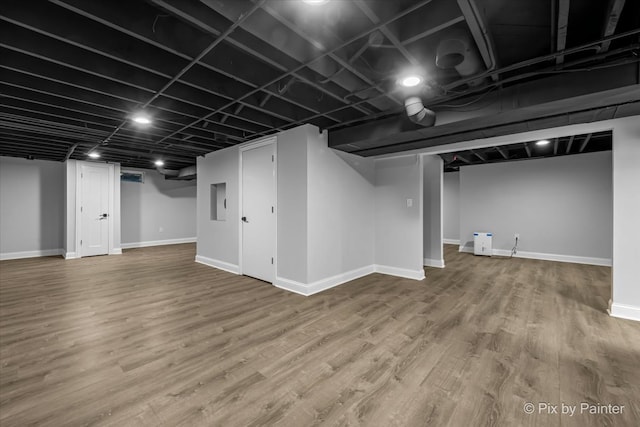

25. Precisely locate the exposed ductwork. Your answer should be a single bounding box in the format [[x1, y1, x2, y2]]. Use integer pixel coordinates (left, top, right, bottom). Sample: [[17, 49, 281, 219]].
[[436, 29, 484, 86], [405, 97, 436, 127], [157, 165, 197, 180]]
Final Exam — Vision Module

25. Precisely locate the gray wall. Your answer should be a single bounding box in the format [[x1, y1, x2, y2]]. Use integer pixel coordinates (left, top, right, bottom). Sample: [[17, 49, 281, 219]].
[[460, 151, 612, 260], [423, 155, 443, 266], [611, 117, 640, 319], [307, 130, 375, 283], [443, 171, 460, 242], [374, 156, 424, 277], [277, 126, 309, 283], [0, 156, 65, 257], [197, 144, 241, 267], [121, 168, 196, 246]]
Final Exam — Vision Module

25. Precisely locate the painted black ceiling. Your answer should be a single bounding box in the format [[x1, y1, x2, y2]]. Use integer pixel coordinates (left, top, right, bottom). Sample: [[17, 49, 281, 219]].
[[1, 0, 638, 170], [441, 130, 612, 172]]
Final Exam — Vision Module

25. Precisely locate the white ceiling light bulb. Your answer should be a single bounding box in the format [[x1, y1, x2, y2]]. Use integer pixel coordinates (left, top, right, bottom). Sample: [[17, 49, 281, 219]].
[[536, 139, 551, 146], [132, 114, 152, 125], [154, 160, 164, 167], [400, 75, 423, 88], [88, 152, 100, 159]]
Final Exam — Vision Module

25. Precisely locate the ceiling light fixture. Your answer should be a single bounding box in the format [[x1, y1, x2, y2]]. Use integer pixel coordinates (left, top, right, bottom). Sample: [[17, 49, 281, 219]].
[[399, 75, 423, 88], [154, 160, 164, 167], [536, 139, 551, 146], [132, 113, 152, 125], [302, 0, 329, 4], [88, 152, 100, 159]]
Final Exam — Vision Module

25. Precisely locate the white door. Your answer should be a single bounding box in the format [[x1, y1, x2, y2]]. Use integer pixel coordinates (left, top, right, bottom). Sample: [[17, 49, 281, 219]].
[[80, 164, 110, 257], [242, 143, 276, 282]]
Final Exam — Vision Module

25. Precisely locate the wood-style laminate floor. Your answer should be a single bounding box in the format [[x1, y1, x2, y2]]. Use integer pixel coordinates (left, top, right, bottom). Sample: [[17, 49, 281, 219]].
[[1, 244, 639, 427]]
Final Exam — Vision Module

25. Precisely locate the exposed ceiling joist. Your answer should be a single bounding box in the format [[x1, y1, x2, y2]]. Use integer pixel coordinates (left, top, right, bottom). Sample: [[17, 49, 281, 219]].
[[556, 0, 570, 64], [566, 135, 575, 154], [495, 146, 509, 160], [601, 0, 627, 53], [471, 149, 486, 162], [353, 0, 420, 67], [454, 153, 471, 164], [457, 0, 497, 80], [579, 133, 592, 152]]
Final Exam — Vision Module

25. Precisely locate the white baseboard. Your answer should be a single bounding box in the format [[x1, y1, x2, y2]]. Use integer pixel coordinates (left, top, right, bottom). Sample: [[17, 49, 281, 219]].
[[424, 258, 445, 268], [458, 246, 611, 267], [275, 265, 375, 297], [110, 248, 122, 255], [608, 301, 640, 322], [443, 238, 460, 245], [195, 255, 240, 274], [0, 249, 63, 261], [122, 237, 196, 249], [63, 251, 79, 260], [374, 264, 425, 281]]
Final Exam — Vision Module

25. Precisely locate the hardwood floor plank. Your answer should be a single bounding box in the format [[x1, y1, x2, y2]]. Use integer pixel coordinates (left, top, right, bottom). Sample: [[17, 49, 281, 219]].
[[1, 244, 638, 426]]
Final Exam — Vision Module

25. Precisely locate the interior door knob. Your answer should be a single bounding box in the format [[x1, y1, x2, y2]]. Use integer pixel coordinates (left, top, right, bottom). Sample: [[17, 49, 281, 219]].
[[241, 216, 248, 223]]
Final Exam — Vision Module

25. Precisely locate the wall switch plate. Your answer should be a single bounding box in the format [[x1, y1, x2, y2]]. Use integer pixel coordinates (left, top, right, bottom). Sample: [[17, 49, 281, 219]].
[[406, 198, 413, 207]]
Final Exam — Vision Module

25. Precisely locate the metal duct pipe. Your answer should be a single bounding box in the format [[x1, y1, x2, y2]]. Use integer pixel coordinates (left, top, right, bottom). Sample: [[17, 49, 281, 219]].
[[405, 97, 436, 127], [157, 165, 197, 180], [436, 29, 484, 86]]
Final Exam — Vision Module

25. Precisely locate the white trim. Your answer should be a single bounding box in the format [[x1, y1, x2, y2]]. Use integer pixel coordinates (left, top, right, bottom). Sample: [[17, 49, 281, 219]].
[[195, 255, 240, 274], [424, 258, 445, 268], [121, 237, 196, 249], [374, 264, 426, 280], [275, 265, 375, 296], [273, 277, 311, 296], [110, 248, 122, 255], [443, 238, 460, 245], [238, 137, 278, 281], [63, 251, 79, 260], [458, 245, 611, 266], [608, 301, 640, 322], [1, 249, 63, 261]]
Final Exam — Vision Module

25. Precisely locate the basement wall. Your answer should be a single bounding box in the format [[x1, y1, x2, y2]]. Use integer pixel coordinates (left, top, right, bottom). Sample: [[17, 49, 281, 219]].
[[459, 151, 613, 265], [422, 155, 444, 268], [374, 155, 424, 280], [196, 124, 424, 295], [120, 168, 196, 248], [442, 171, 460, 243], [0, 156, 65, 260]]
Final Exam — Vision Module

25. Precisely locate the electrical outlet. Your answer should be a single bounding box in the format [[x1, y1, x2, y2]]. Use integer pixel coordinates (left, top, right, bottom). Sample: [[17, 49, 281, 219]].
[[514, 233, 519, 239]]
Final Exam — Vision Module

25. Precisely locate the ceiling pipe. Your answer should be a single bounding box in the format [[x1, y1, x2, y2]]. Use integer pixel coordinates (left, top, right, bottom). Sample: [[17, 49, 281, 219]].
[[156, 165, 197, 180], [436, 29, 485, 86], [405, 97, 436, 127]]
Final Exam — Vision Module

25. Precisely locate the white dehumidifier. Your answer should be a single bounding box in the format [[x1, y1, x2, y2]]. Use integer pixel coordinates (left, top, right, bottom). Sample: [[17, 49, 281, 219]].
[[473, 232, 492, 256]]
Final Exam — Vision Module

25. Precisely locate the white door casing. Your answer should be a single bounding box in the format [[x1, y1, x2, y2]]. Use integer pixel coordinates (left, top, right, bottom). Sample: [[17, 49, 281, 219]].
[[79, 163, 110, 257], [241, 141, 276, 283]]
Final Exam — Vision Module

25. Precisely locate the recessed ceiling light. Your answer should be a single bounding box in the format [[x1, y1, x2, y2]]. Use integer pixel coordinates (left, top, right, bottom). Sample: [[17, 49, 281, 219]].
[[400, 75, 423, 88], [154, 160, 164, 167], [88, 152, 100, 159], [302, 0, 329, 4], [132, 114, 152, 125], [536, 139, 551, 146]]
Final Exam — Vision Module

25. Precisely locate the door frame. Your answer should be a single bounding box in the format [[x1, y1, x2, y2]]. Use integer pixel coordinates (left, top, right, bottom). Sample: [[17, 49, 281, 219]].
[[238, 136, 278, 280], [75, 161, 117, 258]]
